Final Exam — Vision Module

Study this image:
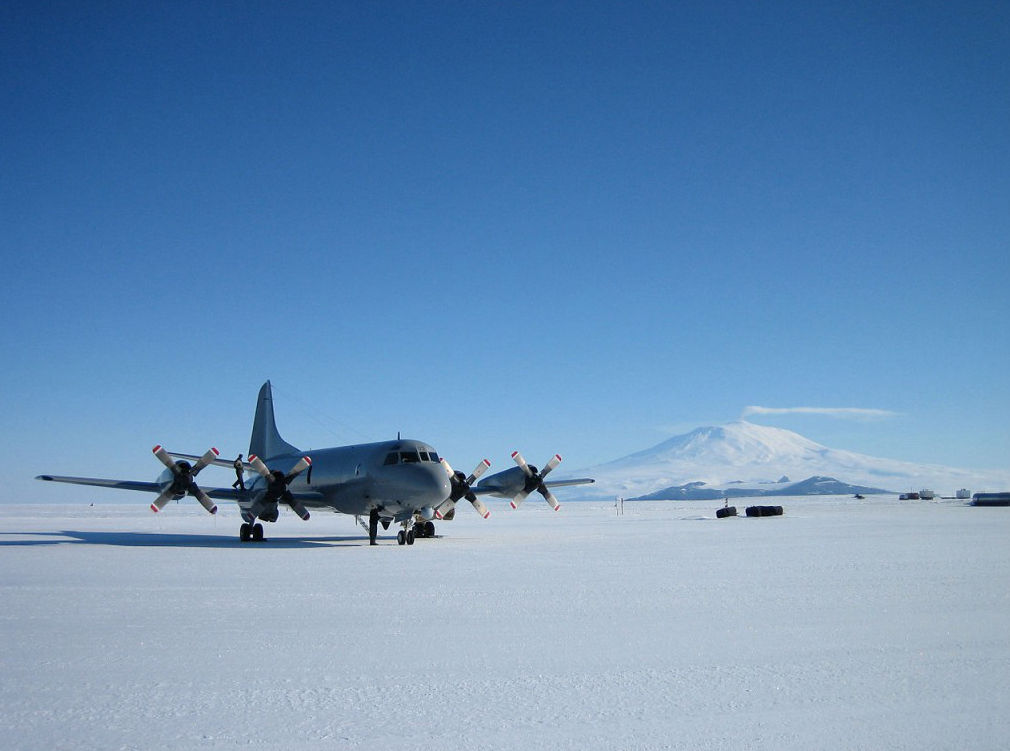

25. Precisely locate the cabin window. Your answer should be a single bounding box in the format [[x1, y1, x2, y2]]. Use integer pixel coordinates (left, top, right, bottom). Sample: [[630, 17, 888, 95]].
[[428, 451, 440, 463], [400, 451, 421, 463]]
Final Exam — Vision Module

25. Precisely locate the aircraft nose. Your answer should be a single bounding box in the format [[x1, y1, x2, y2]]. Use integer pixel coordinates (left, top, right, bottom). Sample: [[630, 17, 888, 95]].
[[400, 464, 451, 501]]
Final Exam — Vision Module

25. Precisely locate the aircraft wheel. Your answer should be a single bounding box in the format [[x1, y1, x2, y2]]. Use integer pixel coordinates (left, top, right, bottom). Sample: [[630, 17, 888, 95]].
[[406, 529, 415, 545], [252, 523, 264, 541], [240, 523, 251, 542], [423, 521, 435, 538], [397, 530, 406, 545]]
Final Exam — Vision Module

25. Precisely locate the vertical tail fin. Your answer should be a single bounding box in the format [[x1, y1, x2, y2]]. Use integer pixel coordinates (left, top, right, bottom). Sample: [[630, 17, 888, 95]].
[[249, 381, 301, 459]]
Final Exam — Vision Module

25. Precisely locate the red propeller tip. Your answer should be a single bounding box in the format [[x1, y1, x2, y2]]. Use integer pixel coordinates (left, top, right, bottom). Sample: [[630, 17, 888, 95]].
[[510, 501, 517, 509], [211, 447, 220, 456], [483, 511, 490, 519], [511, 451, 519, 458], [303, 456, 312, 465], [150, 504, 159, 513], [152, 445, 162, 453]]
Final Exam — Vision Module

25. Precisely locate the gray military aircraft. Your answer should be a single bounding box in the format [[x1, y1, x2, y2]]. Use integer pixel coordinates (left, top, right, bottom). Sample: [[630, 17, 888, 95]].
[[36, 381, 594, 545]]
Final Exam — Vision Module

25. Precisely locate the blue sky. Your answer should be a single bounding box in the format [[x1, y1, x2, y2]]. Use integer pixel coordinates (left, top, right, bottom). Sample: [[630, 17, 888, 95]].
[[3, 1, 1008, 501]]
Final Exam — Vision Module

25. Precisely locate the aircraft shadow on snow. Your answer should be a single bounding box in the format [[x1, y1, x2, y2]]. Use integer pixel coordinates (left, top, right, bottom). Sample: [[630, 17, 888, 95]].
[[0, 531, 387, 549]]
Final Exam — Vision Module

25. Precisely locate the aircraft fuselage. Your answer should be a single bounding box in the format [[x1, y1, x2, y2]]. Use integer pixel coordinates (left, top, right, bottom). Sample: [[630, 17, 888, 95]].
[[252, 439, 451, 522]]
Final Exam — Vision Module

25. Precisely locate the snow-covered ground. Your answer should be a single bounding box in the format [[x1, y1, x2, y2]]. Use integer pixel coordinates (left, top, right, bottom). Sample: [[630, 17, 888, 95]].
[[2, 497, 1008, 750]]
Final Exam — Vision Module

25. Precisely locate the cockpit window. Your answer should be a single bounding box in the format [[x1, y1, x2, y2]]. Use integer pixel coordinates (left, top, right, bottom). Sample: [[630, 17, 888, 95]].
[[384, 449, 440, 464]]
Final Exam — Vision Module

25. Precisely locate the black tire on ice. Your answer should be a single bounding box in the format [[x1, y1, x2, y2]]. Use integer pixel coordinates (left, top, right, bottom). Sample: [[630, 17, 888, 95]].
[[716, 506, 738, 518], [745, 505, 783, 517]]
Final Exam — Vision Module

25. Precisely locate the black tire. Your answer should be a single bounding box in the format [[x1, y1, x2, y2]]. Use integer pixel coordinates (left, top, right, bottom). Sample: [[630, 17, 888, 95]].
[[424, 521, 435, 538], [746, 505, 784, 517], [716, 506, 737, 518], [397, 530, 406, 545], [406, 529, 415, 545], [240, 523, 251, 542], [252, 523, 264, 541]]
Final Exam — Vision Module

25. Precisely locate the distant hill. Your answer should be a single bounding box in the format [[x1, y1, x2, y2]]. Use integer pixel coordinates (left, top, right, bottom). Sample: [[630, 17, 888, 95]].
[[567, 421, 1006, 499], [633, 475, 889, 501]]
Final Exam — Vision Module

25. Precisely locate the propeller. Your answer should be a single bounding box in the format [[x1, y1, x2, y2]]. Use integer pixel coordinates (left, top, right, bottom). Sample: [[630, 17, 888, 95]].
[[150, 445, 219, 514], [435, 458, 492, 520], [247, 454, 313, 520], [510, 451, 562, 511]]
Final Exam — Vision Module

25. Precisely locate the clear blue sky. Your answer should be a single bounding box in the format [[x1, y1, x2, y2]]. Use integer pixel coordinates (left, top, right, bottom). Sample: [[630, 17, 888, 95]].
[[3, 1, 1008, 501]]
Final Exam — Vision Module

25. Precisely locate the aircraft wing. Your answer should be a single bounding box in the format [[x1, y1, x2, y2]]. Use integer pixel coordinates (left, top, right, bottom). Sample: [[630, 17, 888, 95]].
[[471, 477, 595, 495], [34, 474, 324, 504], [543, 478, 595, 489], [36, 475, 164, 493], [167, 451, 249, 470]]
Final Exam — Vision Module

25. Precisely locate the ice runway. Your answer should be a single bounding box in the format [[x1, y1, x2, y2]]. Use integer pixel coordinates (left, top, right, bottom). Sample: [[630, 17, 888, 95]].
[[2, 497, 1008, 750]]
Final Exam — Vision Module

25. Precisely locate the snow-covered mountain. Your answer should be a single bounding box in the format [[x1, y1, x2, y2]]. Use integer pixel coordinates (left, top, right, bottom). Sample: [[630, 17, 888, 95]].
[[570, 421, 1008, 499]]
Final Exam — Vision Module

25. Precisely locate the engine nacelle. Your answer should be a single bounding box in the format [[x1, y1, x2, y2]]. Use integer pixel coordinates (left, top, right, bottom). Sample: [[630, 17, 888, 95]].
[[156, 466, 186, 499], [417, 506, 436, 521], [474, 466, 528, 499]]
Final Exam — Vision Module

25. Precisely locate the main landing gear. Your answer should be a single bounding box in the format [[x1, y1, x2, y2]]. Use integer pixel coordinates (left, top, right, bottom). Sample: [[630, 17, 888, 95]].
[[239, 522, 264, 542]]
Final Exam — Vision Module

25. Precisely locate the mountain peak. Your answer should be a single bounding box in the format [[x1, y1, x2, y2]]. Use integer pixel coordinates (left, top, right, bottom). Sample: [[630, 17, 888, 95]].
[[574, 420, 1002, 499]]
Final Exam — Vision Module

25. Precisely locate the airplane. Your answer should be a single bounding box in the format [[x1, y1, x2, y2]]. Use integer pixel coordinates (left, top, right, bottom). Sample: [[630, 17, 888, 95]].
[[36, 381, 594, 545]]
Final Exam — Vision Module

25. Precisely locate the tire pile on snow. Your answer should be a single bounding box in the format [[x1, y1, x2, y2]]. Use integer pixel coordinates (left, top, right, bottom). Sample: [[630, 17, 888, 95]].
[[714, 504, 785, 518], [745, 505, 784, 517]]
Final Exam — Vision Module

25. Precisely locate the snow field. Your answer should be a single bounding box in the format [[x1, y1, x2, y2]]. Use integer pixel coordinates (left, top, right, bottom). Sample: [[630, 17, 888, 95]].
[[1, 497, 1008, 749]]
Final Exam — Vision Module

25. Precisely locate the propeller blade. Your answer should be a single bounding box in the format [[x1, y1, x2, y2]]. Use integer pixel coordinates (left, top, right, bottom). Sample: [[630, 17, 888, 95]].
[[439, 458, 456, 477], [150, 487, 175, 513], [434, 498, 455, 520], [510, 488, 532, 510], [284, 456, 312, 483], [190, 485, 218, 515], [538, 486, 561, 512], [152, 445, 178, 472], [191, 447, 220, 475], [541, 454, 562, 479], [512, 451, 533, 477], [248, 455, 273, 480], [466, 458, 492, 485], [469, 495, 491, 519], [283, 492, 310, 521]]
